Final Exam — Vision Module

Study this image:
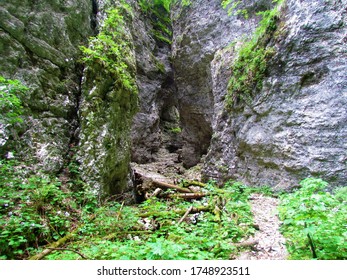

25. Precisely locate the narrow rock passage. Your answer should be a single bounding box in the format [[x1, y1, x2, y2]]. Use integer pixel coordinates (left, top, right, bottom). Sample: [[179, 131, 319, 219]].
[[236, 193, 288, 260]]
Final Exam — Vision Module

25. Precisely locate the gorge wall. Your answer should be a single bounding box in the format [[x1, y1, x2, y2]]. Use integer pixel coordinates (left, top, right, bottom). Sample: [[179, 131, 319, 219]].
[[0, 0, 93, 172], [201, 0, 347, 189], [171, 0, 346, 189], [1, 0, 346, 197]]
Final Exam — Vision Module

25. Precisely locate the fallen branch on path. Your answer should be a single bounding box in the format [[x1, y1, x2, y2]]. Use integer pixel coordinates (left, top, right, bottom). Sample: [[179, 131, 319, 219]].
[[152, 180, 193, 193]]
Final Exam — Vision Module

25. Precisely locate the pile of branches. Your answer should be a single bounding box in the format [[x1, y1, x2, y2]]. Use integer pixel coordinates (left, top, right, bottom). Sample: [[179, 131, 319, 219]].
[[134, 170, 228, 224]]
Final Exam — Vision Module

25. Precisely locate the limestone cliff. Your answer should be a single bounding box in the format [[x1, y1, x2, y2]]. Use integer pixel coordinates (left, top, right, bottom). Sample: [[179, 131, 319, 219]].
[[0, 0, 93, 172], [77, 0, 139, 196], [1, 0, 346, 196], [171, 0, 347, 189], [171, 0, 259, 168]]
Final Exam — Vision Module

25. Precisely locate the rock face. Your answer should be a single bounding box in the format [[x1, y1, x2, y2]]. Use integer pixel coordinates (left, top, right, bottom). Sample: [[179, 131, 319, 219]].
[[77, 0, 177, 196], [0, 0, 93, 172], [171, 0, 258, 168], [77, 0, 139, 196], [130, 3, 177, 164], [1, 0, 346, 195], [202, 0, 347, 189]]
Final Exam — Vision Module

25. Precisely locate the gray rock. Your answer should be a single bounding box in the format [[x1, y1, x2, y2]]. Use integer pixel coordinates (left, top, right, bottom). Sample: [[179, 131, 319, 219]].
[[0, 0, 93, 172], [203, 0, 347, 189], [130, 2, 177, 164], [77, 0, 138, 196], [171, 0, 257, 168]]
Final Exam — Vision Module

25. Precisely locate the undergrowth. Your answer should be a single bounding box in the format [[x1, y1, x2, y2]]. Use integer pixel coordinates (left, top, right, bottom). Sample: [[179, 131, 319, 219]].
[[0, 159, 97, 259], [0, 173, 262, 260], [43, 181, 258, 260], [279, 178, 347, 260], [3, 157, 345, 260]]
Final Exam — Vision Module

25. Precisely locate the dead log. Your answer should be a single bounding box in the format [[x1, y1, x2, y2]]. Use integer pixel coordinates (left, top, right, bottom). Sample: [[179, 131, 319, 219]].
[[45, 247, 88, 259], [139, 205, 211, 218], [29, 229, 78, 260], [134, 170, 195, 198], [181, 180, 207, 188], [152, 180, 193, 193], [29, 215, 96, 260], [163, 192, 207, 199]]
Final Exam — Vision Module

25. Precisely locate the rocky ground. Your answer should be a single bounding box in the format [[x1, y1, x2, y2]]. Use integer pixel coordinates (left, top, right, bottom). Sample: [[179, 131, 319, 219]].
[[236, 193, 288, 260], [131, 145, 288, 260]]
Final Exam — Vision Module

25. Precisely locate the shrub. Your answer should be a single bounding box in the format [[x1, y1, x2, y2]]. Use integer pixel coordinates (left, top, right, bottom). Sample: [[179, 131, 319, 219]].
[[224, 0, 284, 108], [279, 178, 347, 259], [0, 76, 26, 127], [80, 4, 138, 95]]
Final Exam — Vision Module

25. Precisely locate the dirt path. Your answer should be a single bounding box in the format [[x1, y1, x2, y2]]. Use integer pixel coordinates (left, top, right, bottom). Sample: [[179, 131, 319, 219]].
[[236, 193, 288, 260]]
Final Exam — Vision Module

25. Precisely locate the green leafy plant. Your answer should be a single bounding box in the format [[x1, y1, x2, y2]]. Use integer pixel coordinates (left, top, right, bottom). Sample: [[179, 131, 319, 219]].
[[0, 76, 27, 126], [139, 0, 173, 45], [279, 178, 347, 259], [0, 76, 27, 151], [224, 0, 284, 108], [180, 0, 191, 7], [80, 4, 138, 94], [221, 0, 249, 18], [0, 159, 99, 259], [41, 181, 257, 260], [169, 126, 182, 134]]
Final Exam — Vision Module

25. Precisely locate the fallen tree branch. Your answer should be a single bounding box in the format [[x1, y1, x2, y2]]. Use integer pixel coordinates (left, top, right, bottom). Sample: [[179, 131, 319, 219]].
[[139, 205, 211, 218], [116, 201, 125, 221], [182, 180, 207, 188], [29, 229, 78, 260], [29, 214, 96, 260], [46, 247, 89, 259], [178, 206, 194, 225], [146, 188, 163, 199], [152, 180, 193, 193], [164, 192, 207, 199]]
